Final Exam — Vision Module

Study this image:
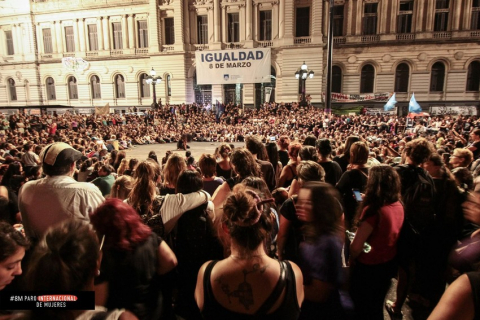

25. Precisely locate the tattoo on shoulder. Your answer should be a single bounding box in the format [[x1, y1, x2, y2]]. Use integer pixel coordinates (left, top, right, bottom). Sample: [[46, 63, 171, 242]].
[[214, 263, 268, 310]]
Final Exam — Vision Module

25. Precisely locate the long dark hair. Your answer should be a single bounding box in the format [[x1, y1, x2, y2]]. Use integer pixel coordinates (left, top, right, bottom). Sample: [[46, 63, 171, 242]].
[[354, 165, 401, 226]]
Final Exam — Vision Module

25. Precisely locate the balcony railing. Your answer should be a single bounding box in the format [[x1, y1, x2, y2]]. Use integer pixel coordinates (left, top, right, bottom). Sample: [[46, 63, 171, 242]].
[[396, 33, 415, 41], [63, 53, 75, 57], [294, 37, 312, 44], [471, 31, 480, 37], [433, 32, 452, 39], [333, 37, 346, 44], [85, 51, 98, 57], [135, 48, 149, 54], [361, 35, 380, 42], [257, 40, 273, 47], [162, 45, 174, 52], [41, 54, 53, 59], [110, 50, 123, 55], [194, 44, 209, 51]]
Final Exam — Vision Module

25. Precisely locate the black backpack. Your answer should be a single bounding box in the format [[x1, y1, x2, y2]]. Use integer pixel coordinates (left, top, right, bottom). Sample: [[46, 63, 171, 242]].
[[397, 165, 436, 234]]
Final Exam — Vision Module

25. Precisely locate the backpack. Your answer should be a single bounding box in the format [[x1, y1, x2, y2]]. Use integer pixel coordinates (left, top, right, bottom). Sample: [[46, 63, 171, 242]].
[[397, 165, 436, 235]]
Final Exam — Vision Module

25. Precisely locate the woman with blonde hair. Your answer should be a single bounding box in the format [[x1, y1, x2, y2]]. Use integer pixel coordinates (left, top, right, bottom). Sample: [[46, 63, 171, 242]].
[[116, 158, 128, 176], [215, 144, 233, 180], [161, 153, 186, 195], [109, 175, 133, 200]]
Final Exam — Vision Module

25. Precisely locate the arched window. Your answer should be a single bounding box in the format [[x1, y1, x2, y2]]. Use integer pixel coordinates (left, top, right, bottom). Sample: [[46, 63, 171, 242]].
[[360, 64, 375, 93], [8, 79, 17, 101], [466, 60, 480, 92], [68, 76, 78, 99], [430, 62, 445, 92], [139, 73, 150, 98], [46, 77, 56, 100], [91, 75, 101, 99], [395, 63, 410, 93], [115, 74, 125, 98], [332, 66, 342, 93], [167, 75, 172, 97]]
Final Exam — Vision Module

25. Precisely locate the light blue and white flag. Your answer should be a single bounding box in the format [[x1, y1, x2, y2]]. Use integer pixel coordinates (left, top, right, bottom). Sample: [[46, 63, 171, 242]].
[[408, 93, 422, 113], [384, 93, 397, 111]]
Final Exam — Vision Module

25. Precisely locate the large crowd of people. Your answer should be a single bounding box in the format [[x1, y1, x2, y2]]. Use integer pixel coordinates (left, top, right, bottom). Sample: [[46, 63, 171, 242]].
[[0, 102, 480, 320]]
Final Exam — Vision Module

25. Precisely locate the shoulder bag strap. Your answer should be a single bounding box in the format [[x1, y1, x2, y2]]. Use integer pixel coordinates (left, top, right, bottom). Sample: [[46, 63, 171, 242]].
[[255, 261, 287, 316]]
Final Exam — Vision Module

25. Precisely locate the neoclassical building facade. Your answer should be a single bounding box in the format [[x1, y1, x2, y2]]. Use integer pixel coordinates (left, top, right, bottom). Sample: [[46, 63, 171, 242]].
[[0, 0, 479, 113]]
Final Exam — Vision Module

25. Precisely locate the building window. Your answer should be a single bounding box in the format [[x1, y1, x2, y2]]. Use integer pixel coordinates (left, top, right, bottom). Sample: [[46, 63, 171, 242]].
[[360, 64, 375, 93], [112, 22, 123, 49], [5, 30, 14, 55], [295, 7, 310, 37], [259, 10, 272, 41], [466, 61, 480, 91], [197, 16, 208, 44], [228, 13, 240, 42], [472, 0, 480, 30], [42, 29, 53, 53], [46, 77, 56, 100], [363, 3, 378, 35], [137, 20, 148, 48], [91, 75, 101, 99], [333, 5, 344, 37], [434, 0, 449, 31], [68, 76, 78, 100], [139, 73, 150, 98], [167, 75, 172, 97], [65, 26, 75, 52], [115, 74, 125, 98], [430, 62, 445, 92], [8, 79, 17, 101], [164, 18, 175, 45], [395, 63, 410, 93], [87, 24, 98, 51], [332, 66, 342, 93], [398, 1, 413, 33]]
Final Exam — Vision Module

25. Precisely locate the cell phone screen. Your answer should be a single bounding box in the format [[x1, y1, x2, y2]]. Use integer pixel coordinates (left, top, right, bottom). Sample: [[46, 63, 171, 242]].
[[352, 189, 363, 202]]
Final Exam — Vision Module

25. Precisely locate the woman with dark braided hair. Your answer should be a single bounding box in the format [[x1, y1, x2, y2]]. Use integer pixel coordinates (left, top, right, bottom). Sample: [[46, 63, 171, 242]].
[[196, 185, 304, 319]]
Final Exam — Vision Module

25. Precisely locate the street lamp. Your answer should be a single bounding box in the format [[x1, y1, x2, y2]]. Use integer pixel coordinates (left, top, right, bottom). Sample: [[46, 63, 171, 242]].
[[145, 68, 162, 110], [295, 62, 314, 107]]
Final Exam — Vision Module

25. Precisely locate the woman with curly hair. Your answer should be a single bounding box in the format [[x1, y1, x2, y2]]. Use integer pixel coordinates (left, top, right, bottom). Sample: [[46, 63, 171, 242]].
[[160, 153, 186, 195], [349, 165, 404, 320], [195, 185, 304, 319]]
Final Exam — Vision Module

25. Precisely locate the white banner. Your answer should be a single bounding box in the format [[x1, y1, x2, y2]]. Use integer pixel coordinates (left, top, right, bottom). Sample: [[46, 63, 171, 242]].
[[265, 87, 273, 103], [429, 106, 478, 116], [195, 48, 271, 85]]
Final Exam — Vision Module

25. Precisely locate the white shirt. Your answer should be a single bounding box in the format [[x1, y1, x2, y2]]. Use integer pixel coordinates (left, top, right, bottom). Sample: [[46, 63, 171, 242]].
[[19, 175, 105, 240]]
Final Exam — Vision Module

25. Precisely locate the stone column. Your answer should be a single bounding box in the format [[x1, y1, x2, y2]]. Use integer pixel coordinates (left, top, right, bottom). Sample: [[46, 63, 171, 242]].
[[414, 0, 424, 32], [97, 17, 104, 50], [103, 16, 110, 50], [279, 0, 285, 39], [184, 0, 190, 44], [252, 3, 258, 40], [246, 0, 252, 40], [355, 0, 363, 35], [55, 21, 63, 53], [78, 18, 86, 52], [51, 21, 58, 53], [222, 4, 226, 43], [272, 1, 279, 40], [73, 19, 80, 52], [452, 0, 462, 31], [128, 14, 135, 48], [121, 15, 128, 48], [214, 0, 220, 42]]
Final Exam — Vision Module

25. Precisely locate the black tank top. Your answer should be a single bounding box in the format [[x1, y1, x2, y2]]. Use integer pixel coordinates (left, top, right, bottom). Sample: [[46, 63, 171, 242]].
[[202, 260, 300, 320], [467, 272, 480, 320]]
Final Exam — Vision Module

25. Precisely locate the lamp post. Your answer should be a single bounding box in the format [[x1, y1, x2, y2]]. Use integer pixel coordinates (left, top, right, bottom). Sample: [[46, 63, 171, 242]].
[[145, 68, 162, 110], [295, 62, 314, 107]]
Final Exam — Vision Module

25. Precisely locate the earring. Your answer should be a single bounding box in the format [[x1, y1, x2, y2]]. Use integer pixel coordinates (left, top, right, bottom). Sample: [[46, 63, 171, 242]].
[[97, 270, 100, 276]]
